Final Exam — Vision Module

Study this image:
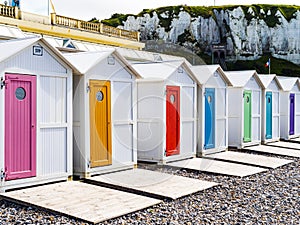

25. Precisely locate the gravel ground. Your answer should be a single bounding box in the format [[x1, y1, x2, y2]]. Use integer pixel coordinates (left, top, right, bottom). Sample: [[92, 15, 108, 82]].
[[0, 150, 299, 225]]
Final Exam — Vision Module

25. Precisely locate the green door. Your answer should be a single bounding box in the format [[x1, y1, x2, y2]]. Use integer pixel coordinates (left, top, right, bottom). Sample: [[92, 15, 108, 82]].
[[243, 90, 252, 142]]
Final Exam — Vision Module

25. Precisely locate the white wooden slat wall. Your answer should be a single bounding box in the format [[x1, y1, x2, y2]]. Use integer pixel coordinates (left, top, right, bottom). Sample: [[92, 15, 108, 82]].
[[181, 86, 195, 155], [252, 90, 261, 142], [216, 88, 227, 148], [113, 81, 134, 163], [39, 76, 68, 176], [272, 92, 280, 139]]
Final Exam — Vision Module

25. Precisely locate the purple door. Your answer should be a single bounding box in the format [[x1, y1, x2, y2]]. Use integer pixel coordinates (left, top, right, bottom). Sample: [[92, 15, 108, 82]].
[[5, 74, 36, 180], [289, 93, 295, 135]]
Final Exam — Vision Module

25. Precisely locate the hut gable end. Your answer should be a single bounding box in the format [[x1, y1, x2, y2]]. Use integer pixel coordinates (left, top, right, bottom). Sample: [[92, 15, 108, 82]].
[[88, 56, 134, 81], [168, 68, 194, 85], [206, 71, 226, 88], [2, 43, 67, 74]]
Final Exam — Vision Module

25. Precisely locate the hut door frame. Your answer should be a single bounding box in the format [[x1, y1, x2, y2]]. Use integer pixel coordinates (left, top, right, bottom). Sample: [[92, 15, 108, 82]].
[[5, 74, 36, 180], [289, 93, 295, 135], [243, 90, 252, 142], [265, 91, 272, 139], [89, 80, 112, 167], [166, 86, 180, 156], [204, 88, 215, 149]]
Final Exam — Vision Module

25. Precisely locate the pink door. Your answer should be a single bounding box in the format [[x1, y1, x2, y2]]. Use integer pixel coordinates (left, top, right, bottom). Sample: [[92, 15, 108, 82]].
[[5, 74, 36, 180]]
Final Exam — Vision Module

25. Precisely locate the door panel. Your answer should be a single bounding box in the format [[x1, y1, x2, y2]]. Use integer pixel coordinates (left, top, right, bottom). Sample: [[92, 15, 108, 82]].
[[5, 74, 36, 180], [89, 80, 112, 167], [166, 86, 180, 156], [266, 92, 272, 139], [204, 88, 215, 149], [289, 93, 295, 135], [243, 90, 252, 142]]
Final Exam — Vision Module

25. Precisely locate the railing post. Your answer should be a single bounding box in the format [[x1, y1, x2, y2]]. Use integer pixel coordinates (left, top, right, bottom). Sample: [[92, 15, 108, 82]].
[[14, 6, 19, 19], [119, 29, 122, 38], [77, 20, 81, 29], [51, 13, 56, 25], [137, 31, 140, 42], [99, 23, 103, 34]]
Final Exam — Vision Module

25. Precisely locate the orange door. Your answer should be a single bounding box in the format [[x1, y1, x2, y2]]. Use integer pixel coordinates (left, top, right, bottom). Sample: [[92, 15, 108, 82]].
[[89, 80, 112, 167], [166, 86, 180, 156]]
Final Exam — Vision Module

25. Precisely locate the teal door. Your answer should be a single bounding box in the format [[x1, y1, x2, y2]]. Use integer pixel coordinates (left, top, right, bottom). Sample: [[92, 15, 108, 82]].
[[265, 92, 272, 139], [243, 90, 252, 142], [204, 88, 215, 149]]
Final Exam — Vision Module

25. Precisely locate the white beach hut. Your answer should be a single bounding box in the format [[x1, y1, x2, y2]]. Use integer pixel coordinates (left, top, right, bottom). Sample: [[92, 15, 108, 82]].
[[256, 74, 282, 144], [0, 37, 76, 192], [65, 49, 140, 178], [277, 76, 300, 140], [225, 70, 263, 149], [132, 61, 198, 164], [190, 65, 232, 156]]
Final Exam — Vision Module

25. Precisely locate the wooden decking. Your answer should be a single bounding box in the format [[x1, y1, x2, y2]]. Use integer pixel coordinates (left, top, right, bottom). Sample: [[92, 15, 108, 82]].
[[1, 181, 161, 224]]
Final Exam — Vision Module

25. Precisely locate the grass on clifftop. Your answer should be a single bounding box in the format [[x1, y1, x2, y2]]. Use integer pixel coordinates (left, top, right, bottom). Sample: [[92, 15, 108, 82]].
[[226, 55, 300, 77], [101, 4, 300, 27]]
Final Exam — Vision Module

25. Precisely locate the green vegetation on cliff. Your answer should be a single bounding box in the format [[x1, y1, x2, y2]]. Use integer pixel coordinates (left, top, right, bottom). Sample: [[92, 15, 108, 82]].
[[226, 55, 300, 77], [101, 4, 300, 27]]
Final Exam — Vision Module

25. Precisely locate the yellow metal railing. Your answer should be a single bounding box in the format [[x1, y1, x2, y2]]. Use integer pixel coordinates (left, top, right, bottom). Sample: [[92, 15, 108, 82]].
[[0, 4, 139, 42]]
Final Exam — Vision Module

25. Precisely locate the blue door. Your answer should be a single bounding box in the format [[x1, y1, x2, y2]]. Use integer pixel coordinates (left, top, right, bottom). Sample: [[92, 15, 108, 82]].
[[204, 88, 215, 149], [265, 92, 272, 139]]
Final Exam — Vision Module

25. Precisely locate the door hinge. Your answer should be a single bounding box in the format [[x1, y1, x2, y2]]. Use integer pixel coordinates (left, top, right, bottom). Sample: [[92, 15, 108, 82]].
[[0, 169, 6, 181], [1, 77, 5, 89], [86, 83, 90, 93], [87, 160, 91, 168]]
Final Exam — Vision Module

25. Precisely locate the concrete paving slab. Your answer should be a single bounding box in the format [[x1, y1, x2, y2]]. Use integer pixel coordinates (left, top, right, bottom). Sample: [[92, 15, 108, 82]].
[[245, 145, 300, 158], [0, 181, 161, 224], [284, 137, 300, 143], [267, 141, 300, 150], [204, 151, 293, 169], [86, 168, 218, 200], [292, 138, 300, 142], [167, 158, 267, 177]]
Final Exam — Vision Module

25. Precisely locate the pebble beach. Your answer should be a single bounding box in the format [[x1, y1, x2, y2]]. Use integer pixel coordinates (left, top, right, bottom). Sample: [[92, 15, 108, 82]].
[[0, 151, 299, 225]]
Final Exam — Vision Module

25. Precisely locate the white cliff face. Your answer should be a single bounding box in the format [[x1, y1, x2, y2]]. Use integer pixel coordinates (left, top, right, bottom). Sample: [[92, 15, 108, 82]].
[[121, 7, 300, 65]]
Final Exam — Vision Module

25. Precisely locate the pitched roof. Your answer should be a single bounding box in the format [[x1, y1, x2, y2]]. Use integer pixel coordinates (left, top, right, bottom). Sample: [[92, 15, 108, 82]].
[[276, 76, 299, 91], [257, 74, 282, 90], [64, 49, 115, 74], [0, 36, 40, 62], [132, 60, 191, 81], [0, 36, 80, 74], [224, 70, 260, 87], [63, 48, 141, 78], [190, 64, 232, 86]]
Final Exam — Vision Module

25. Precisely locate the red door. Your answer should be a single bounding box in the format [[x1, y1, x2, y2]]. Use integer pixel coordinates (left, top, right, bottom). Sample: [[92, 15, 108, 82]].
[[166, 86, 180, 156], [5, 74, 36, 180]]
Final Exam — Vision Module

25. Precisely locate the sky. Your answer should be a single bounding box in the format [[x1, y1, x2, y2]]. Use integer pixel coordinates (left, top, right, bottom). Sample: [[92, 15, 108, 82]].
[[1, 0, 300, 20], [51, 0, 300, 20]]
